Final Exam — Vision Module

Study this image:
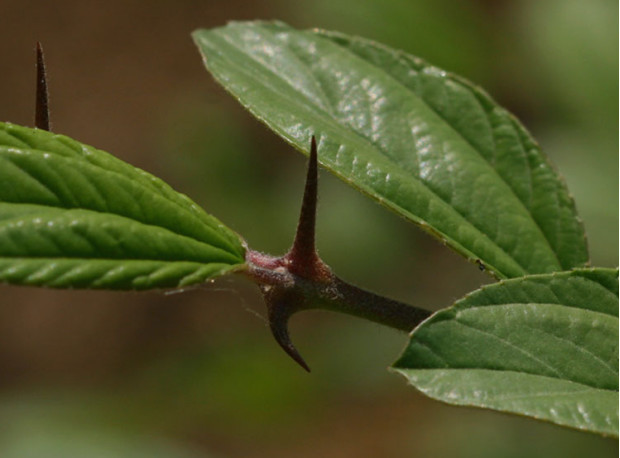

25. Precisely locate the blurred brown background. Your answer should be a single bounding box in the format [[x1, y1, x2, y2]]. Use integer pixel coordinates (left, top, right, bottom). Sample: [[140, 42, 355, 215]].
[[0, 0, 617, 457]]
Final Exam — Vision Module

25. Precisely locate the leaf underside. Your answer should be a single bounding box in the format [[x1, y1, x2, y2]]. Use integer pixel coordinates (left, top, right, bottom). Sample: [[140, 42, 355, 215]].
[[0, 122, 245, 290], [393, 268, 619, 437], [193, 21, 588, 279]]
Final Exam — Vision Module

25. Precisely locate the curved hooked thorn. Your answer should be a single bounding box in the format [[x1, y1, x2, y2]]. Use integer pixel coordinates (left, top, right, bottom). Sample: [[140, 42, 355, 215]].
[[267, 299, 311, 373]]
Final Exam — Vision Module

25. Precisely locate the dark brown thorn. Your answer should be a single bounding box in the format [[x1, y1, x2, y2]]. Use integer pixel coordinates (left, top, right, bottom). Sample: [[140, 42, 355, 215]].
[[263, 285, 311, 372], [35, 42, 51, 131], [247, 136, 327, 371], [289, 136, 318, 262], [287, 136, 329, 280]]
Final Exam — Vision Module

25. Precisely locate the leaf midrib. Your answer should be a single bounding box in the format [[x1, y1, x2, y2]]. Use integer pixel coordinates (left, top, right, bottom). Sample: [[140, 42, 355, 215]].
[[0, 204, 242, 265], [452, 312, 618, 388]]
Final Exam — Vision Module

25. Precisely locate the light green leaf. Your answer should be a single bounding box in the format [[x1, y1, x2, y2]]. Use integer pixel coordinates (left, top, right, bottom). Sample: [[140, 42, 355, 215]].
[[193, 21, 588, 279], [393, 268, 619, 436], [0, 122, 245, 290]]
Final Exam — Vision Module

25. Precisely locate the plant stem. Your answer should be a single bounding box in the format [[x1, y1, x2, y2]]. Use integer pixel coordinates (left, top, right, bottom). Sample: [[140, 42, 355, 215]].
[[245, 249, 432, 371], [246, 250, 431, 332], [317, 276, 432, 331]]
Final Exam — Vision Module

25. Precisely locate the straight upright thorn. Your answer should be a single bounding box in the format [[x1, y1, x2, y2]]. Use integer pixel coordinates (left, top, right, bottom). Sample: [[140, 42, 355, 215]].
[[35, 42, 51, 131], [286, 136, 330, 281]]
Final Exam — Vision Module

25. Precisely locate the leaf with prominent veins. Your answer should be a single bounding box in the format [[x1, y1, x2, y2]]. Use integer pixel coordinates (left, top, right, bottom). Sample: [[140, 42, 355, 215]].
[[393, 268, 619, 436], [0, 122, 245, 289], [193, 21, 588, 279]]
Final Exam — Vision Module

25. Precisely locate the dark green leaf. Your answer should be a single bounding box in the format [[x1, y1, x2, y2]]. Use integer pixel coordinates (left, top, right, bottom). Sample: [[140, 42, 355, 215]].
[[393, 268, 619, 436], [193, 21, 588, 278], [0, 122, 245, 290]]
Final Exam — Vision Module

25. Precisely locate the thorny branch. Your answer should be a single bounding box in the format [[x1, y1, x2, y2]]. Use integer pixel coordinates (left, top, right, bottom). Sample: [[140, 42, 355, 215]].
[[244, 136, 432, 371]]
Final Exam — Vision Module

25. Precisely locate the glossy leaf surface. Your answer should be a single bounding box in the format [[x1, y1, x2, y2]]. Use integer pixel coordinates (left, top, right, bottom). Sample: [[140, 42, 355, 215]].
[[0, 122, 245, 290], [193, 21, 588, 278], [393, 268, 619, 436]]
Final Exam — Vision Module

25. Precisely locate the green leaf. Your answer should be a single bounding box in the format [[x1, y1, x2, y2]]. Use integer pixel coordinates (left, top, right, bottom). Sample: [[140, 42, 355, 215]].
[[193, 21, 588, 279], [0, 122, 245, 290], [393, 268, 619, 436]]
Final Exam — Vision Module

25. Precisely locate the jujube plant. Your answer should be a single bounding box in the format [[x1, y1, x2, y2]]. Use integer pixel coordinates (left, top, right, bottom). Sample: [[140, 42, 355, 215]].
[[1, 22, 616, 438]]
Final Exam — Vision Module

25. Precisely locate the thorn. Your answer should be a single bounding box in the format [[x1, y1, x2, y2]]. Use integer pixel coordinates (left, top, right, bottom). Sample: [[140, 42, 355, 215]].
[[248, 136, 328, 372], [287, 136, 330, 280], [269, 312, 311, 373], [263, 286, 311, 372], [35, 42, 51, 131], [289, 136, 318, 262]]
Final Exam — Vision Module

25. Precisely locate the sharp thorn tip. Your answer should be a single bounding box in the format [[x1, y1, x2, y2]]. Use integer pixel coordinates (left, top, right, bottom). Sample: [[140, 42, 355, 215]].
[[271, 321, 311, 372], [268, 302, 311, 372]]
